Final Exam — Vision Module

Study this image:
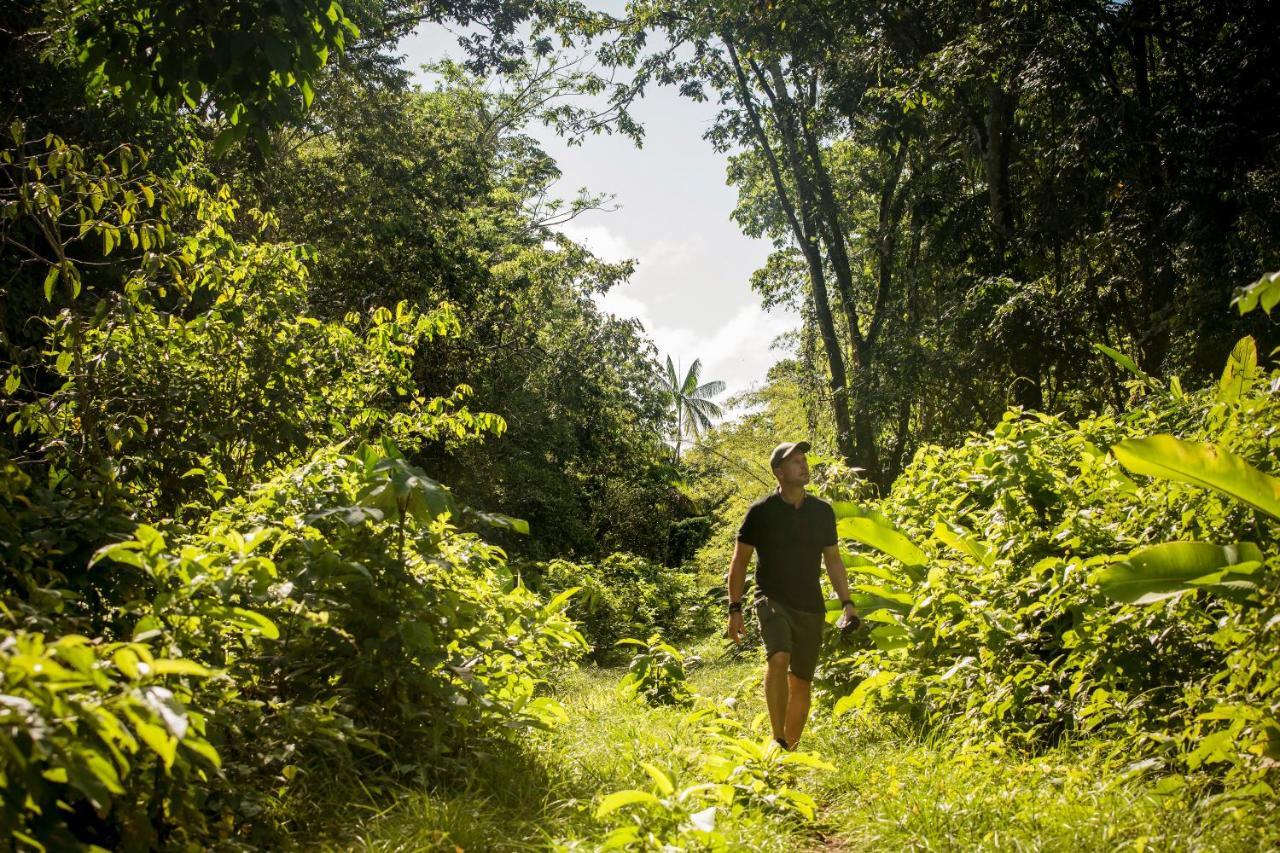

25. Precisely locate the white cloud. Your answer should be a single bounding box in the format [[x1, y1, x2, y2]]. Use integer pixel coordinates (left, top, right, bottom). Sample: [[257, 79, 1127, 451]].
[[556, 222, 634, 264], [594, 288, 799, 406], [642, 238, 696, 271]]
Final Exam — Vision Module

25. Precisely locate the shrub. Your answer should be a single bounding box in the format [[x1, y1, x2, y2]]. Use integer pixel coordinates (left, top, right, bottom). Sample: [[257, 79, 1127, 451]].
[[523, 553, 714, 661], [818, 336, 1279, 785], [0, 441, 585, 848], [617, 635, 695, 708]]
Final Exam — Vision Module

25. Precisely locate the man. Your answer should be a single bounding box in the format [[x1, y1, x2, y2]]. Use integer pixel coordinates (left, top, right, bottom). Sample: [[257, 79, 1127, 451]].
[[726, 441, 861, 750]]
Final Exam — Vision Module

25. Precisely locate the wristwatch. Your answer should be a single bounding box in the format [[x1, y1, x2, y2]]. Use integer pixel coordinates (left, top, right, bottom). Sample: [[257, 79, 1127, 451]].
[[840, 599, 854, 609], [728, 600, 743, 614]]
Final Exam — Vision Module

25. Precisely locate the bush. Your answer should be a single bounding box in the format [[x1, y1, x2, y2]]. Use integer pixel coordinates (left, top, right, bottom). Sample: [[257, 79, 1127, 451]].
[[523, 553, 715, 661], [818, 339, 1280, 785], [617, 635, 695, 707], [0, 441, 585, 847]]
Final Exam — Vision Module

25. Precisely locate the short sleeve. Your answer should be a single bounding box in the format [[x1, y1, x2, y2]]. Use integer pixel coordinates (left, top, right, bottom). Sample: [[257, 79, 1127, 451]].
[[737, 505, 760, 546], [820, 503, 837, 547]]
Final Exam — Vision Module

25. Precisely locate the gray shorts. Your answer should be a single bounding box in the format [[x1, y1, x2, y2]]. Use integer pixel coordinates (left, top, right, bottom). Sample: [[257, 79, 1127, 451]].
[[755, 596, 826, 681]]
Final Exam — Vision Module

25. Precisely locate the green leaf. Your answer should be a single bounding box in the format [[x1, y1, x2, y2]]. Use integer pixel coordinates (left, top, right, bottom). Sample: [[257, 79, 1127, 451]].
[[211, 125, 244, 158], [838, 554, 901, 584], [833, 671, 897, 716], [641, 762, 675, 796], [1218, 336, 1258, 402], [1232, 270, 1280, 315], [133, 715, 178, 770], [89, 540, 148, 570], [263, 38, 292, 73], [596, 789, 661, 818], [43, 265, 60, 300], [148, 658, 212, 678], [543, 587, 580, 613], [869, 623, 911, 651], [932, 522, 995, 568], [837, 517, 926, 566], [211, 606, 280, 640], [1112, 435, 1280, 519], [832, 501, 893, 526], [1096, 541, 1263, 604], [1093, 343, 1150, 382]]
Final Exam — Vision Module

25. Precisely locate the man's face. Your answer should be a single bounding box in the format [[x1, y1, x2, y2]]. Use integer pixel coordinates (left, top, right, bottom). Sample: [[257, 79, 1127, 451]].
[[773, 450, 810, 487]]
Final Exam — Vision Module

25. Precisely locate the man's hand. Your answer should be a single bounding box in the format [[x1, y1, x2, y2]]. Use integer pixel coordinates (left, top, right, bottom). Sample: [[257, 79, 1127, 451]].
[[727, 610, 745, 644], [837, 602, 862, 632]]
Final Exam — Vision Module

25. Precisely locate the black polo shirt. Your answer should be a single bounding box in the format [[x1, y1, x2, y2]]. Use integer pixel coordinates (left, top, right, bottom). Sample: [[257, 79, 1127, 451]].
[[736, 491, 838, 614]]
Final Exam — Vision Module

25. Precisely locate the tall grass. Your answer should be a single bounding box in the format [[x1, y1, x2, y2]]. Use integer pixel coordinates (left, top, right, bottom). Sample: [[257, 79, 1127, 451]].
[[316, 638, 1279, 851]]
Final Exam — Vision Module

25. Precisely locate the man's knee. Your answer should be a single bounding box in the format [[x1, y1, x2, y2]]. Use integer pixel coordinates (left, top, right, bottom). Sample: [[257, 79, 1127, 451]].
[[788, 672, 812, 695], [766, 650, 791, 673]]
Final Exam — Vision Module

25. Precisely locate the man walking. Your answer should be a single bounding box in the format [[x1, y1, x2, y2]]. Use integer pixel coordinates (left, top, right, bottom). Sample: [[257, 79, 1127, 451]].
[[726, 441, 860, 750]]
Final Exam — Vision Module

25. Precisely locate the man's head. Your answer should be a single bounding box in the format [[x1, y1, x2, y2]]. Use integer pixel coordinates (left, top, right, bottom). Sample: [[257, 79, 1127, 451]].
[[769, 441, 811, 487]]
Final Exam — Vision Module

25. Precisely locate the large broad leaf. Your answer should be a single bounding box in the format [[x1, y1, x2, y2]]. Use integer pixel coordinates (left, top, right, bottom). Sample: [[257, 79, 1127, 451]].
[[1093, 343, 1152, 383], [1217, 336, 1259, 403], [839, 552, 902, 584], [932, 522, 995, 568], [850, 585, 916, 615], [837, 517, 926, 567], [1112, 435, 1280, 520], [1232, 270, 1280, 315], [1096, 541, 1263, 605], [596, 789, 661, 818], [832, 501, 893, 527]]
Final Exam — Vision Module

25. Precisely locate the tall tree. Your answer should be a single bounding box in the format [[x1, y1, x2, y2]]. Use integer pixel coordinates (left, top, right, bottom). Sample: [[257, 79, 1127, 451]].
[[660, 356, 726, 461]]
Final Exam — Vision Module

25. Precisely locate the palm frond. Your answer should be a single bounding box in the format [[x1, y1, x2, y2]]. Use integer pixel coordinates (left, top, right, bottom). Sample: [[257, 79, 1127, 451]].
[[685, 396, 724, 425], [693, 380, 725, 399], [681, 358, 703, 395]]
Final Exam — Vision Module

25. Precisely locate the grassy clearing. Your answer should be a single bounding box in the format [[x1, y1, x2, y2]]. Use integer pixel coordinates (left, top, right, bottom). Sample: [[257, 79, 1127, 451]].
[[320, 639, 1279, 851]]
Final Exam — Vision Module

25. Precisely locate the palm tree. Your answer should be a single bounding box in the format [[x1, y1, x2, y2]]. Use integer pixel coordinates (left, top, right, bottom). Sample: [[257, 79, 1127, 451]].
[[660, 355, 726, 461]]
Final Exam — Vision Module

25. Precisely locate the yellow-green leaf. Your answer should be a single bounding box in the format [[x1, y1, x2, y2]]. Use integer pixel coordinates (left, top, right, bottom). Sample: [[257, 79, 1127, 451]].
[[1218, 336, 1258, 402], [1112, 435, 1280, 519], [838, 517, 926, 566], [1096, 541, 1263, 605], [596, 789, 661, 818], [641, 762, 674, 796]]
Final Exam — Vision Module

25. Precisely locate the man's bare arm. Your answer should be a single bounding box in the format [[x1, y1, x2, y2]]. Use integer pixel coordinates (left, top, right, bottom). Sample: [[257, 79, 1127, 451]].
[[726, 540, 753, 642], [823, 544, 861, 628]]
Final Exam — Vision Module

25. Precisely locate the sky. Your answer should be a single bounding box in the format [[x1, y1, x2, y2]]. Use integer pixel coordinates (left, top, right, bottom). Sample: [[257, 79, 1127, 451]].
[[397, 20, 798, 404]]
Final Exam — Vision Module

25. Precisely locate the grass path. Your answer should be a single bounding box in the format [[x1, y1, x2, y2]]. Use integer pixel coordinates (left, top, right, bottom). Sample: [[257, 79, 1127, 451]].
[[327, 642, 1277, 851]]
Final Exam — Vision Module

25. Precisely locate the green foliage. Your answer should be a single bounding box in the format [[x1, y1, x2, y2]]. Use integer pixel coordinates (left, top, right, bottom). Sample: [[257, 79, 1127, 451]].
[[819, 360, 1280, 785], [525, 554, 714, 661], [1234, 271, 1280, 316], [617, 635, 695, 708], [613, 0, 1280, 482], [1112, 432, 1280, 520], [62, 0, 358, 150], [0, 439, 585, 847], [0, 632, 218, 849], [583, 699, 832, 850]]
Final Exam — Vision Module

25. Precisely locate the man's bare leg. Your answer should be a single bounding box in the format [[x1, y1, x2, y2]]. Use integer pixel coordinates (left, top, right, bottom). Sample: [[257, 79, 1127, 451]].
[[783, 673, 811, 749], [765, 651, 791, 744]]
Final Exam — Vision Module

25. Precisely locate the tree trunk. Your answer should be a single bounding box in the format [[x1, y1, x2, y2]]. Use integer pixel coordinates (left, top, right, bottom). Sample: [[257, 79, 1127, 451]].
[[725, 41, 858, 465], [983, 80, 1017, 265]]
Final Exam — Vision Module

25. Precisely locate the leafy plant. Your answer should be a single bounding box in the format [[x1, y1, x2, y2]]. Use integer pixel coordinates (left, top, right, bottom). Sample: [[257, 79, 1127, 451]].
[[593, 762, 727, 851], [525, 555, 713, 661], [617, 635, 696, 708], [0, 632, 219, 849]]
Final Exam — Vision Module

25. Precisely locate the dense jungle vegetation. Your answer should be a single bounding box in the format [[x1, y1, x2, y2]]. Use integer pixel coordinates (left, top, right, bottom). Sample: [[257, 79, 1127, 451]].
[[1, 0, 1277, 849]]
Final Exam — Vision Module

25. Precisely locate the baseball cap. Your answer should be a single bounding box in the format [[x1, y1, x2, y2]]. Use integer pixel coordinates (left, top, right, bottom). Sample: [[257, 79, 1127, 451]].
[[769, 441, 811, 470]]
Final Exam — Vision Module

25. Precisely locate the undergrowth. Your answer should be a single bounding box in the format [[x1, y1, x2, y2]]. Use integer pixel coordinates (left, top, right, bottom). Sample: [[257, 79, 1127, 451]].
[[319, 638, 1280, 851]]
